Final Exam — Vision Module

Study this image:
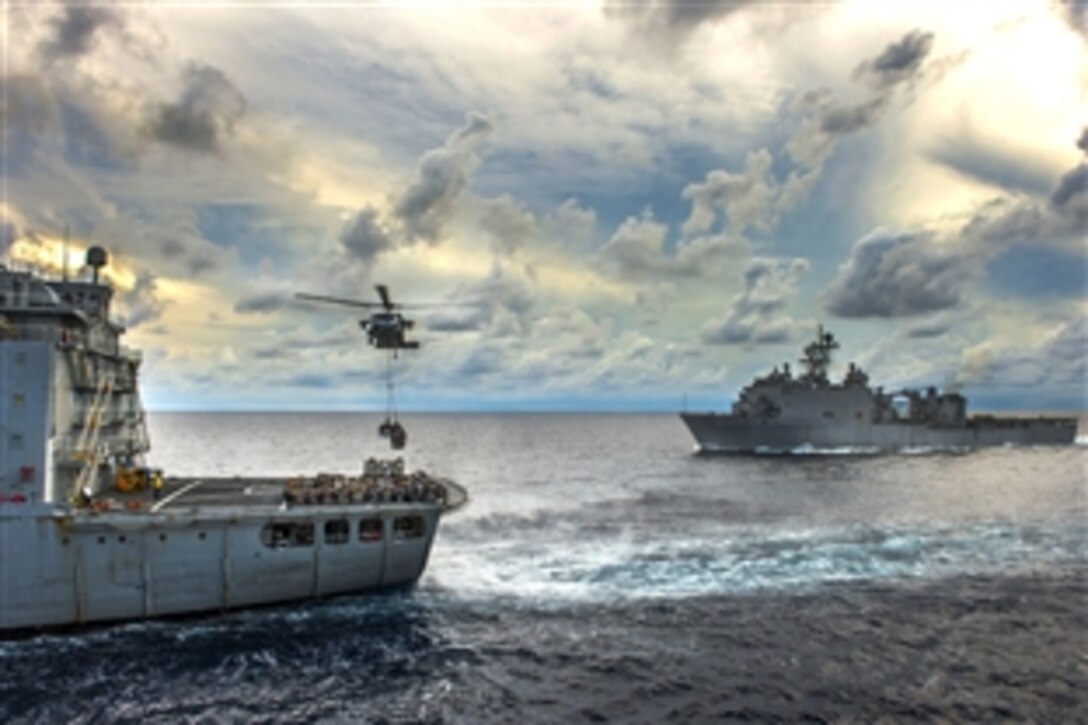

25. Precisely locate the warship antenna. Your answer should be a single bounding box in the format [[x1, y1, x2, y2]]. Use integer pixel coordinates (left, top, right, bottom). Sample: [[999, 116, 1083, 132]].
[[62, 225, 69, 282], [800, 324, 839, 383]]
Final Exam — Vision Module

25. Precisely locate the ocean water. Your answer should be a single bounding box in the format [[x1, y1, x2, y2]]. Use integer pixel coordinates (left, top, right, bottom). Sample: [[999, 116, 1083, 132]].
[[2, 413, 1085, 722]]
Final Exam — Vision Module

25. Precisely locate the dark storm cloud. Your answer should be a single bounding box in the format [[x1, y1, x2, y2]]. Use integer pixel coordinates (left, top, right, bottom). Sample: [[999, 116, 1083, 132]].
[[818, 97, 886, 135], [147, 64, 247, 154], [823, 230, 970, 318], [1050, 164, 1087, 211], [855, 30, 934, 88], [788, 30, 936, 170], [393, 112, 493, 244], [339, 207, 394, 265], [960, 198, 1046, 248], [1054, 0, 1087, 36], [1076, 127, 1088, 155], [39, 6, 121, 61], [701, 257, 810, 345]]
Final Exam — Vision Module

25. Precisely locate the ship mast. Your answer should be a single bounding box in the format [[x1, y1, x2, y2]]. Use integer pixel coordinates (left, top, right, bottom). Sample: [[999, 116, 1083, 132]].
[[800, 325, 839, 384]]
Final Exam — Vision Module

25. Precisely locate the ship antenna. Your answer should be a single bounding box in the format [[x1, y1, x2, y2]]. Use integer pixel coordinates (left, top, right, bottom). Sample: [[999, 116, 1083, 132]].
[[62, 225, 69, 282]]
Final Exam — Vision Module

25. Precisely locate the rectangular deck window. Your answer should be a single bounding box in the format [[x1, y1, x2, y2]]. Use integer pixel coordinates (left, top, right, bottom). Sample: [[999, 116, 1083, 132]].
[[324, 519, 349, 545], [261, 522, 315, 548], [393, 515, 425, 540], [359, 518, 383, 543]]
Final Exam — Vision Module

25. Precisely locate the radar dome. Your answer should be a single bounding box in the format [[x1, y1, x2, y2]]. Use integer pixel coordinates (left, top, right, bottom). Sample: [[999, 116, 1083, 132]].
[[86, 246, 108, 269]]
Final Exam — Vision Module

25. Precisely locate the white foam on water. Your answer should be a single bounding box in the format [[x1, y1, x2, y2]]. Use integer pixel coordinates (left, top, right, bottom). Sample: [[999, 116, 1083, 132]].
[[426, 518, 1086, 605]]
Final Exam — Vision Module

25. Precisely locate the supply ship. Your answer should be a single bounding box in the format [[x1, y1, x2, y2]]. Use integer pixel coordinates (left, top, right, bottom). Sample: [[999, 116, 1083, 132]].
[[681, 327, 1077, 453], [0, 247, 466, 632]]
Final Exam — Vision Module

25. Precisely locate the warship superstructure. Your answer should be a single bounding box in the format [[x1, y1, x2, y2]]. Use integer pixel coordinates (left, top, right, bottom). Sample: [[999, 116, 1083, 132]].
[[682, 327, 1077, 453], [0, 248, 465, 632]]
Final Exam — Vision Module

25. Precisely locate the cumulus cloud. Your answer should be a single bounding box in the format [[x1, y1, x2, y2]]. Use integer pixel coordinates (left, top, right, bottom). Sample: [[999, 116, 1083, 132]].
[[547, 198, 597, 250], [823, 229, 971, 318], [701, 257, 810, 345], [426, 262, 535, 337], [147, 64, 247, 154], [597, 210, 744, 281], [479, 195, 538, 257], [828, 149, 1088, 321], [339, 206, 394, 265], [393, 111, 493, 245], [957, 314, 1085, 390], [39, 6, 122, 62], [119, 272, 168, 329], [681, 149, 776, 237]]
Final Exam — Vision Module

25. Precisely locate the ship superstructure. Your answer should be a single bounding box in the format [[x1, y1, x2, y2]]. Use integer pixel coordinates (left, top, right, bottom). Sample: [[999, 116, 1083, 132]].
[[1, 249, 466, 632], [1, 247, 149, 507], [681, 327, 1077, 453]]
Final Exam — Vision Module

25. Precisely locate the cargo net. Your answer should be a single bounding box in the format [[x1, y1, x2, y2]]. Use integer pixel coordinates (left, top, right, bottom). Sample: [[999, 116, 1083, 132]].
[[283, 457, 447, 506]]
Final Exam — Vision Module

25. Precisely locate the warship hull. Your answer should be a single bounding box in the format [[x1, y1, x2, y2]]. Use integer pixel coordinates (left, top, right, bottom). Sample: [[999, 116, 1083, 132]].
[[681, 413, 1078, 453], [0, 476, 467, 632]]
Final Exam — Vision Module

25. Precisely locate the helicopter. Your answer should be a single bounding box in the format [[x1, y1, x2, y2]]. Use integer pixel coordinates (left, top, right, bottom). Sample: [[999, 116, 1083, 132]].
[[296, 285, 421, 353], [296, 284, 455, 451]]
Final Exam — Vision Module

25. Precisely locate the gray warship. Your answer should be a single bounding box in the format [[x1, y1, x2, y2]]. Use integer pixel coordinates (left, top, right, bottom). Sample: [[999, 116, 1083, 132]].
[[681, 327, 1078, 453], [0, 247, 466, 632]]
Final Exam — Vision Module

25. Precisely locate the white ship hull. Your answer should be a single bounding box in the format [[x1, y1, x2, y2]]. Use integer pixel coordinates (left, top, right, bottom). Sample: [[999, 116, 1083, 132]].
[[1, 254, 468, 633], [681, 413, 1078, 453], [0, 500, 442, 632]]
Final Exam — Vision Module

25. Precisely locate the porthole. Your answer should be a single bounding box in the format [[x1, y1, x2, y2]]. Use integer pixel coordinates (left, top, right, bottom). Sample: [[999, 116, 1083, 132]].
[[324, 519, 349, 545], [359, 518, 383, 543], [261, 522, 315, 548], [393, 516, 425, 540]]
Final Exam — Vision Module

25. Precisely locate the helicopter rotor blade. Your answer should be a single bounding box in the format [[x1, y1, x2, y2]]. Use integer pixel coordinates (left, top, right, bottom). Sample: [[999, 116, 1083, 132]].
[[375, 284, 394, 310], [295, 292, 383, 309]]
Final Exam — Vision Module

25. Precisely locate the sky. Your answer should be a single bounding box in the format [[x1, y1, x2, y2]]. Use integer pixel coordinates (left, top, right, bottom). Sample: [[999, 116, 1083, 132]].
[[2, 0, 1085, 412]]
